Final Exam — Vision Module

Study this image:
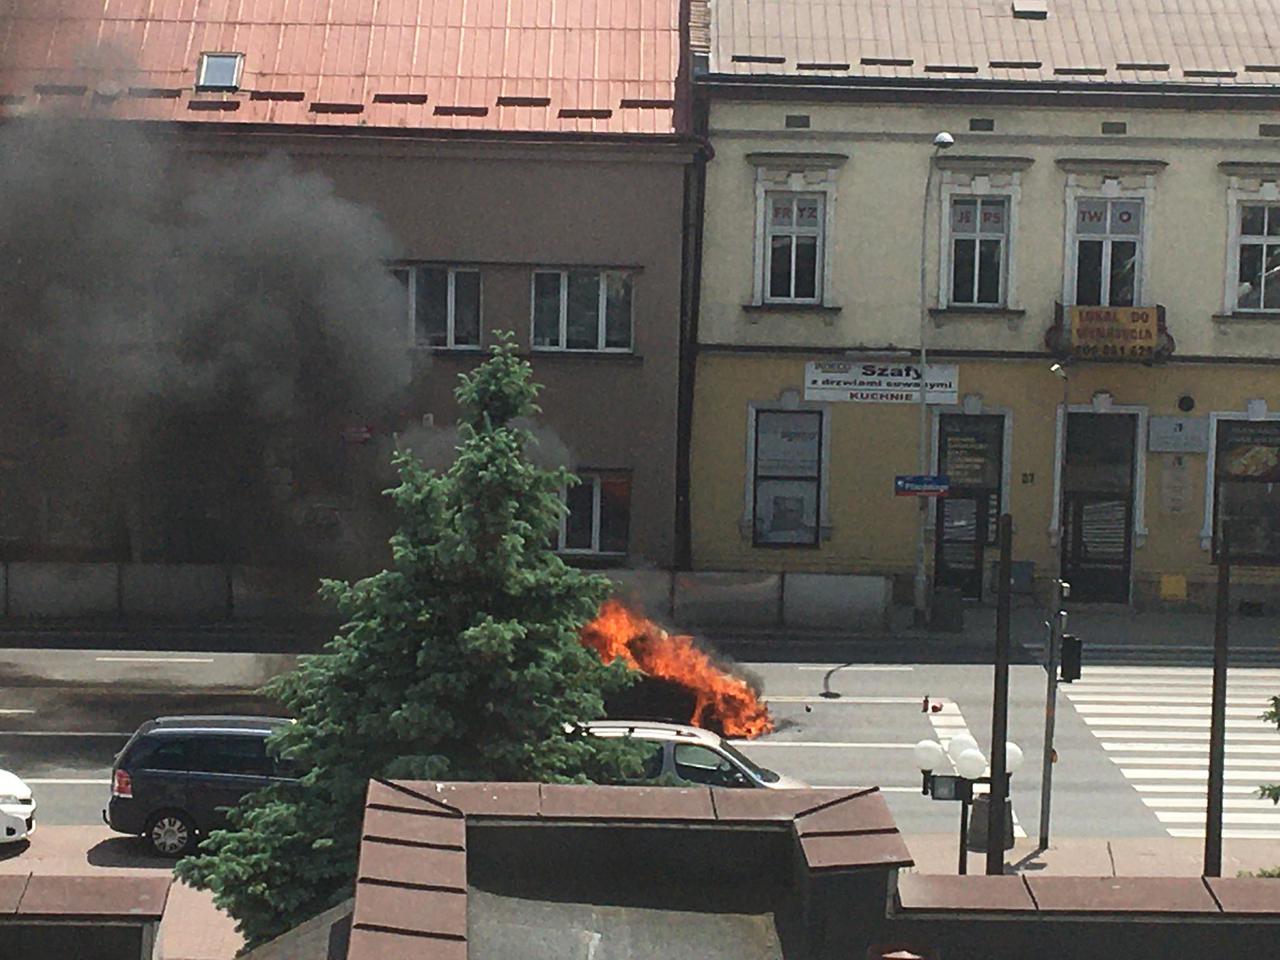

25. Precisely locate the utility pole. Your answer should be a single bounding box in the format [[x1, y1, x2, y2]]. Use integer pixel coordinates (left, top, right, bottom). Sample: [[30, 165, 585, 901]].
[[1204, 530, 1231, 877], [1038, 579, 1065, 850], [987, 513, 1013, 875]]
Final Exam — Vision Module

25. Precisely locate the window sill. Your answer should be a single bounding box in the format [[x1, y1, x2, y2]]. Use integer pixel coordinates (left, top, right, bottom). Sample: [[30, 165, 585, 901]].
[[930, 306, 1026, 324], [1213, 311, 1280, 323], [558, 552, 630, 569], [743, 303, 842, 314], [413, 345, 484, 354], [527, 350, 642, 364]]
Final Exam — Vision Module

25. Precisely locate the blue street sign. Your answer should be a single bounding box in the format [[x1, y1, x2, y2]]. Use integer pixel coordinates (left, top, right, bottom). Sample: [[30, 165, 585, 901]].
[[895, 474, 951, 497]]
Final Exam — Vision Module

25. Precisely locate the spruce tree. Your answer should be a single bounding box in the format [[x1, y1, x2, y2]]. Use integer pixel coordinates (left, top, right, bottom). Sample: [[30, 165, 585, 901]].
[[176, 337, 645, 946]]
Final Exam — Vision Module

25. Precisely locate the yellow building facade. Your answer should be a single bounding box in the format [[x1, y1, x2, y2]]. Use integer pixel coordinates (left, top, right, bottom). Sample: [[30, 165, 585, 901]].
[[690, 86, 1280, 607]]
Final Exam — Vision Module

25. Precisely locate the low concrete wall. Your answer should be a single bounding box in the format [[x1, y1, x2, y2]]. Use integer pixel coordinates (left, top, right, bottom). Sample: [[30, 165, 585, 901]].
[[674, 572, 782, 627], [7, 563, 118, 617], [606, 569, 674, 620], [783, 573, 893, 631], [121, 564, 228, 618]]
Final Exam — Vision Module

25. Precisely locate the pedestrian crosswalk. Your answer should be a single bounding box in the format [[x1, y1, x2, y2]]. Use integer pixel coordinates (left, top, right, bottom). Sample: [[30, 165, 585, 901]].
[[1065, 666, 1280, 839]]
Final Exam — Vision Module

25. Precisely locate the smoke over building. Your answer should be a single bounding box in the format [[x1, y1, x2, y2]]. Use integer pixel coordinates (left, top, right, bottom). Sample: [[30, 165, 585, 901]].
[[0, 118, 411, 573]]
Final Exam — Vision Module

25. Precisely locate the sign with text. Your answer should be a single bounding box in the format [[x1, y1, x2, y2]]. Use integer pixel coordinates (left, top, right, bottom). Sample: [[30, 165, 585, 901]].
[[895, 474, 951, 497], [1069, 306, 1157, 361], [1148, 416, 1210, 453], [804, 361, 959, 404]]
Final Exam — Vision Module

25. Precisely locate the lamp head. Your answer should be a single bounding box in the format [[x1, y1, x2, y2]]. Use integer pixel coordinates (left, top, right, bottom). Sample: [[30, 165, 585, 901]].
[[947, 732, 979, 763], [933, 131, 956, 150], [914, 739, 947, 773], [1050, 362, 1068, 379], [955, 749, 988, 781]]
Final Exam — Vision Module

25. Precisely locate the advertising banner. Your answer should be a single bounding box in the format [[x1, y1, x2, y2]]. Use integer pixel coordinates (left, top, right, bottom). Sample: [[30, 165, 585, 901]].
[[804, 361, 959, 404], [1069, 306, 1157, 361]]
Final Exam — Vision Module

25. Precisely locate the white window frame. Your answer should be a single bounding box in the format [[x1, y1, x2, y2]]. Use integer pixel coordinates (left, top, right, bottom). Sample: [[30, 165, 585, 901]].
[[399, 265, 483, 350], [558, 472, 630, 556], [196, 52, 244, 91], [741, 394, 833, 545], [1062, 176, 1155, 307], [1224, 179, 1280, 313], [748, 155, 845, 308], [530, 269, 633, 352], [761, 192, 826, 304], [938, 178, 1018, 309]]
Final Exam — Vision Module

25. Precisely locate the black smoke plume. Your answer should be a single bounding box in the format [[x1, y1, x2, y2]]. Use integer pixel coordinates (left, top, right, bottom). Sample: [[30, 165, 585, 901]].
[[0, 118, 411, 573]]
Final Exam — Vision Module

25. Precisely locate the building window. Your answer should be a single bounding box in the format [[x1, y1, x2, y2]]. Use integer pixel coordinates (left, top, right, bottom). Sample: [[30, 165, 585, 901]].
[[1073, 198, 1143, 306], [763, 193, 825, 302], [1213, 420, 1280, 561], [948, 197, 1008, 306], [393, 266, 481, 348], [753, 411, 822, 546], [557, 472, 631, 555], [1234, 204, 1280, 310], [531, 270, 633, 351], [196, 53, 244, 92]]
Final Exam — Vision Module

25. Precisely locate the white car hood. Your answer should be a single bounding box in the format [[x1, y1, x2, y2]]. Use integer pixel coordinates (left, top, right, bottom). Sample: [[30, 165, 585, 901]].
[[0, 769, 32, 800]]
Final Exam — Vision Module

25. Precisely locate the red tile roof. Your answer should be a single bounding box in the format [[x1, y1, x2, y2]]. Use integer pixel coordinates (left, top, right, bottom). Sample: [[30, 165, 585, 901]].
[[349, 779, 912, 959], [0, 0, 684, 136], [706, 0, 1280, 89]]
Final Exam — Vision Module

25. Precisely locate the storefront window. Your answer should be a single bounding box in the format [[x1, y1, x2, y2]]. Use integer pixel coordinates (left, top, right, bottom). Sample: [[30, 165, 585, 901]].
[[1214, 420, 1280, 562]]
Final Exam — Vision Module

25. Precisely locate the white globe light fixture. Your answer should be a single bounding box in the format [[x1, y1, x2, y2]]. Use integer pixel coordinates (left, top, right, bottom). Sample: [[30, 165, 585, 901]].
[[947, 733, 979, 763], [914, 739, 947, 773], [1005, 742, 1025, 774], [955, 749, 988, 781]]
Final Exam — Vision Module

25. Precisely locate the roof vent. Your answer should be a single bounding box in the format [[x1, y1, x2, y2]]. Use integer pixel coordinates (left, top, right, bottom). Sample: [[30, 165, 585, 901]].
[[196, 52, 244, 92], [1011, 0, 1048, 19], [796, 62, 851, 71], [785, 114, 811, 128], [861, 57, 913, 67], [969, 117, 995, 132]]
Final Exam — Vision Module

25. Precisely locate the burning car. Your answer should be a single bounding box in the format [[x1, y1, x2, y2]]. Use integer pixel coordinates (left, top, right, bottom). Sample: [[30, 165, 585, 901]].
[[0, 768, 35, 843], [584, 720, 807, 789]]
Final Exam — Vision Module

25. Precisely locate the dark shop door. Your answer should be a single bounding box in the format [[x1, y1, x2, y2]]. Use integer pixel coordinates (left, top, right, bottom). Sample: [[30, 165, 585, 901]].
[[1061, 413, 1137, 603], [934, 415, 1004, 602]]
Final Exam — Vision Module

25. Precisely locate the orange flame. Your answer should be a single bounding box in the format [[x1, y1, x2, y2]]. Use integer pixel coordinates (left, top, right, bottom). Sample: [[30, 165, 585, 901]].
[[580, 600, 774, 739]]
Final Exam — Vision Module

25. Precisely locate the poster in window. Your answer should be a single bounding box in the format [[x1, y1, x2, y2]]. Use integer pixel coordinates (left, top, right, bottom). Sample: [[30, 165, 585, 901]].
[[756, 412, 821, 477], [755, 479, 819, 545], [1215, 421, 1280, 562], [940, 416, 1003, 489]]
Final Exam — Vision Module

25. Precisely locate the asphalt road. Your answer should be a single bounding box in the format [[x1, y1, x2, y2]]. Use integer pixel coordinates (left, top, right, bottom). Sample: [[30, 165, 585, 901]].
[[3, 649, 1279, 843]]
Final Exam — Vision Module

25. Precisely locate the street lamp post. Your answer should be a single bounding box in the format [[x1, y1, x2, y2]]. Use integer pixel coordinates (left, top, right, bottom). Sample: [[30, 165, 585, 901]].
[[913, 131, 955, 628], [915, 734, 1023, 875]]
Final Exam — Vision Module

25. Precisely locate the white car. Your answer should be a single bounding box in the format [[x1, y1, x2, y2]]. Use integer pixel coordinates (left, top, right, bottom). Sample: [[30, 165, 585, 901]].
[[584, 720, 808, 789], [0, 769, 35, 844]]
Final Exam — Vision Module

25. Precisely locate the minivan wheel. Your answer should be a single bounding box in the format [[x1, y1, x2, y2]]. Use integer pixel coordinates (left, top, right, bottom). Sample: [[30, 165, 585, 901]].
[[146, 811, 197, 857]]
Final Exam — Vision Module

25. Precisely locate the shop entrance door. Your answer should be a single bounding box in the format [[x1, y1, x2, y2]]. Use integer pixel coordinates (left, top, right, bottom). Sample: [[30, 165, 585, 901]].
[[1061, 413, 1137, 603], [935, 415, 1004, 601]]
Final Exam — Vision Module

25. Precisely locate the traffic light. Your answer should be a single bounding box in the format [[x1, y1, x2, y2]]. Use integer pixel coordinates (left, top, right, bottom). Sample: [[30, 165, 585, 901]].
[[1060, 633, 1082, 683]]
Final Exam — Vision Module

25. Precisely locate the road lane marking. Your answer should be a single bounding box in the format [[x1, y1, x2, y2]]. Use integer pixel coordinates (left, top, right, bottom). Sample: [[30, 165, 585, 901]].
[[1157, 811, 1280, 825], [1141, 798, 1275, 809], [764, 696, 924, 705], [1072, 717, 1270, 727], [732, 741, 916, 749], [1103, 743, 1280, 754], [1136, 783, 1264, 793], [1120, 769, 1280, 780], [0, 709, 34, 715], [95, 656, 215, 663], [1115, 757, 1280, 767], [24, 778, 111, 785], [1169, 828, 1280, 839], [1071, 704, 1266, 717], [795, 665, 915, 672], [1087, 729, 1279, 741]]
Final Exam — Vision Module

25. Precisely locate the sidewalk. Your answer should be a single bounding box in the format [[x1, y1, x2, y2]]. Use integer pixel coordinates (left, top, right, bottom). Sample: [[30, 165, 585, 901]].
[[0, 825, 243, 960], [905, 833, 1280, 878]]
